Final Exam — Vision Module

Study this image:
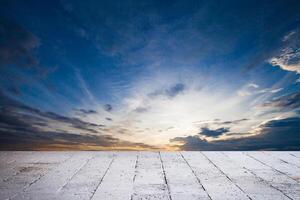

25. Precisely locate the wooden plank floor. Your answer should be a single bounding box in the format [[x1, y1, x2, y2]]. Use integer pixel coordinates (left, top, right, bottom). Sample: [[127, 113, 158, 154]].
[[0, 152, 300, 200]]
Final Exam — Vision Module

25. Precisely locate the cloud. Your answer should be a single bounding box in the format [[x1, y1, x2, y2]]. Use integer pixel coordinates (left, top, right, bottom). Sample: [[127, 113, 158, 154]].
[[247, 83, 259, 88], [261, 92, 300, 110], [194, 118, 249, 126], [61, 0, 300, 77], [0, 91, 156, 150], [0, 129, 156, 150], [105, 117, 113, 121], [171, 117, 300, 150], [238, 83, 282, 97], [133, 106, 149, 113], [119, 69, 270, 146], [217, 118, 249, 125], [0, 17, 40, 67], [269, 48, 300, 73], [0, 17, 58, 97], [74, 108, 97, 116], [199, 127, 229, 138], [166, 83, 186, 97], [268, 30, 300, 74], [75, 68, 97, 104], [257, 88, 283, 94], [0, 92, 105, 134], [148, 83, 186, 98], [103, 104, 113, 112]]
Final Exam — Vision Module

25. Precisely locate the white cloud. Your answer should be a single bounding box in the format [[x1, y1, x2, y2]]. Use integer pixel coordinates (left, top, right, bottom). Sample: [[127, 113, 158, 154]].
[[283, 30, 296, 42], [69, 70, 290, 148], [269, 30, 300, 74], [257, 88, 283, 94], [269, 47, 300, 74], [247, 83, 259, 88], [238, 83, 282, 97], [102, 72, 284, 146]]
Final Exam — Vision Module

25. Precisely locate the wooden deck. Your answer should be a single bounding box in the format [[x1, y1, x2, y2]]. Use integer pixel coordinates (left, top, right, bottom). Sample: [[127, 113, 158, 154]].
[[0, 152, 300, 200]]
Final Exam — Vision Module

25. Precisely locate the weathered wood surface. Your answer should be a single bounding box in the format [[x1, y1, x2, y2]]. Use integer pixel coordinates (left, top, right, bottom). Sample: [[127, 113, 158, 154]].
[[0, 151, 300, 200]]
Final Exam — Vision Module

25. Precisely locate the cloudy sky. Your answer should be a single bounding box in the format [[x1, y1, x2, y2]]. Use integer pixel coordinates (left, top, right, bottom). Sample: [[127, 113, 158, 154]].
[[0, 0, 300, 150]]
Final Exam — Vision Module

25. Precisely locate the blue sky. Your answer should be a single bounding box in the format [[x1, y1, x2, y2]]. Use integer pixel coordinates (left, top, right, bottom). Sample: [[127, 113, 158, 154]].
[[0, 0, 300, 150]]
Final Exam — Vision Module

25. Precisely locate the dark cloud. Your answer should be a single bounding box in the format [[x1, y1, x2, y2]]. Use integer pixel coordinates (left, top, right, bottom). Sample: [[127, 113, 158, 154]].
[[263, 117, 300, 128], [117, 128, 129, 134], [218, 119, 249, 125], [199, 127, 229, 138], [133, 106, 149, 113], [0, 108, 113, 148], [0, 17, 58, 97], [193, 118, 249, 126], [171, 117, 300, 150], [0, 129, 156, 150], [74, 108, 97, 116], [0, 92, 156, 150], [166, 126, 174, 131], [166, 83, 185, 97], [103, 104, 113, 112], [0, 92, 104, 134], [105, 117, 113, 121], [261, 92, 300, 110], [7, 86, 22, 96], [149, 83, 186, 98], [39, 111, 105, 131], [0, 17, 40, 67]]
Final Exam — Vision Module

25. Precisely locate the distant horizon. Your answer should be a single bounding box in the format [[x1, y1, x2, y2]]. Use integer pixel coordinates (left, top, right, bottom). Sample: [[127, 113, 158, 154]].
[[0, 0, 300, 150]]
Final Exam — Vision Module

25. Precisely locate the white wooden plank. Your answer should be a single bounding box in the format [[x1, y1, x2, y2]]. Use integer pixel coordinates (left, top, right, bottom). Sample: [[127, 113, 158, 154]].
[[224, 152, 300, 200], [289, 152, 300, 158], [264, 151, 300, 168], [91, 151, 137, 200], [0, 152, 73, 200], [0, 152, 35, 182], [0, 151, 9, 163], [202, 152, 290, 200], [247, 151, 300, 183], [131, 152, 170, 200], [160, 152, 210, 200], [181, 151, 250, 200], [0, 151, 29, 166], [11, 152, 94, 200], [0, 152, 72, 183], [17, 151, 73, 164], [0, 160, 65, 200], [57, 152, 114, 200]]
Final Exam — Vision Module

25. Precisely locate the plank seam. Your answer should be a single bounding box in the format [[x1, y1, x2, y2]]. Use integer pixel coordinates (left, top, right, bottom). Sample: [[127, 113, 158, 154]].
[[245, 153, 300, 183], [262, 152, 300, 169], [289, 153, 300, 158], [57, 154, 96, 192], [201, 152, 253, 200], [159, 152, 172, 200], [130, 152, 139, 200], [8, 152, 75, 200], [242, 166, 293, 200], [89, 153, 116, 200], [278, 158, 300, 169], [180, 152, 212, 200]]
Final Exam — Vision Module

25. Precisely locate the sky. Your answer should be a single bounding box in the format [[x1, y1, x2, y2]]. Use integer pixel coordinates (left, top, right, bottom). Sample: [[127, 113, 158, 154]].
[[0, 0, 300, 150]]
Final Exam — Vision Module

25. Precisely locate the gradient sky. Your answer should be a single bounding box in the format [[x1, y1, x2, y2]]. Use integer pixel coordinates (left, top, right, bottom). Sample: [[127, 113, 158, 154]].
[[0, 0, 300, 150]]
